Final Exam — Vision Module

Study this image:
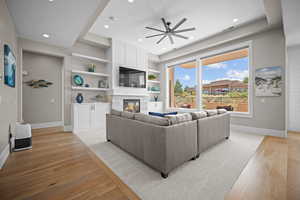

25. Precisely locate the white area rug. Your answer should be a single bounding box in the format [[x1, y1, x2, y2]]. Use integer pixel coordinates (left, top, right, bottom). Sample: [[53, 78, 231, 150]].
[[77, 129, 263, 200]]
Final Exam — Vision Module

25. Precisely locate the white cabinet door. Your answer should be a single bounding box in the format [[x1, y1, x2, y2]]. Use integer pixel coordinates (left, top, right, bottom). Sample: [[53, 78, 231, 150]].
[[114, 41, 126, 66], [125, 43, 137, 67], [74, 104, 91, 130], [91, 103, 110, 129]]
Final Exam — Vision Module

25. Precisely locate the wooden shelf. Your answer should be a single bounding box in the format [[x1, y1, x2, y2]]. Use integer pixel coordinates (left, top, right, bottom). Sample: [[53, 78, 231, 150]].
[[148, 91, 160, 94], [72, 86, 110, 91], [148, 69, 160, 73], [71, 53, 110, 63], [148, 80, 160, 84], [71, 70, 110, 77]]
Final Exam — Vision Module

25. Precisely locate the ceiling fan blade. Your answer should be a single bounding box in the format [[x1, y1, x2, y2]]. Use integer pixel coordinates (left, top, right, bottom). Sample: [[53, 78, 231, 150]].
[[146, 33, 165, 38], [161, 18, 169, 31], [145, 26, 165, 33], [172, 18, 187, 31], [157, 35, 167, 44], [173, 27, 196, 33], [172, 33, 189, 40], [168, 35, 174, 44]]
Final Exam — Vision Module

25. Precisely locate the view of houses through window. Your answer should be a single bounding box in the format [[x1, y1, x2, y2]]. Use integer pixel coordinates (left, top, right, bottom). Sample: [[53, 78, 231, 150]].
[[168, 48, 249, 113]]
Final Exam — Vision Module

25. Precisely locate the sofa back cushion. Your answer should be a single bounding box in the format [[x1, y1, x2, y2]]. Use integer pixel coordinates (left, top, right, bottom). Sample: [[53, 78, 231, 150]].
[[165, 113, 192, 125], [217, 109, 227, 114], [121, 111, 135, 119], [135, 113, 170, 126], [190, 111, 207, 120], [206, 109, 218, 117], [111, 109, 121, 116]]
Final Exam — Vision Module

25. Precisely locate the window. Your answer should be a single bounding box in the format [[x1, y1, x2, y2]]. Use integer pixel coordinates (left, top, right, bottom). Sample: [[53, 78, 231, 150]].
[[201, 48, 249, 113], [168, 60, 197, 109]]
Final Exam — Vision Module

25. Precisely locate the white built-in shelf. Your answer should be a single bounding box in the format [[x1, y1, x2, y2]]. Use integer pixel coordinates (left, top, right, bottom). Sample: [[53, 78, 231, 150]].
[[148, 69, 160, 73], [71, 70, 110, 77], [71, 53, 110, 63], [148, 91, 160, 94], [72, 86, 110, 91], [148, 80, 160, 84]]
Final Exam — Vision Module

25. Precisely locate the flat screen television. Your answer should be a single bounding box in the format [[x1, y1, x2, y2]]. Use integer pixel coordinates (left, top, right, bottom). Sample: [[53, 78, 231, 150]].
[[119, 67, 146, 88]]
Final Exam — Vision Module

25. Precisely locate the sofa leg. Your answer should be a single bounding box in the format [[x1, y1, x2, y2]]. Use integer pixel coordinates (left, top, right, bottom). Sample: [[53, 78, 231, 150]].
[[161, 172, 168, 179], [196, 154, 200, 158], [225, 137, 229, 140], [107, 139, 111, 142]]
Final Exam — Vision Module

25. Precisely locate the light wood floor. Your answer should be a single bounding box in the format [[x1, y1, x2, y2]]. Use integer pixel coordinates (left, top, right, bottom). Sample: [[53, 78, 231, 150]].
[[226, 132, 300, 200], [0, 130, 299, 200], [0, 131, 140, 200]]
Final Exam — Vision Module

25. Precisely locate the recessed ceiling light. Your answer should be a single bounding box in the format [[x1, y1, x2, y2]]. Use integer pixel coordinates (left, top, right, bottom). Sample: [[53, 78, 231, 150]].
[[128, 0, 134, 3], [104, 24, 109, 29], [138, 38, 143, 42], [48, 0, 54, 2], [189, 36, 195, 40], [42, 33, 50, 38], [233, 18, 239, 23]]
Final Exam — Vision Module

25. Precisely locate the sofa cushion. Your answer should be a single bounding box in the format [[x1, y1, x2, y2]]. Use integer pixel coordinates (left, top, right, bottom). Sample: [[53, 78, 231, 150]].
[[111, 109, 121, 116], [206, 109, 218, 116], [165, 113, 192, 125], [135, 113, 170, 126], [190, 111, 207, 120], [149, 111, 178, 117], [121, 111, 135, 119], [217, 109, 227, 114]]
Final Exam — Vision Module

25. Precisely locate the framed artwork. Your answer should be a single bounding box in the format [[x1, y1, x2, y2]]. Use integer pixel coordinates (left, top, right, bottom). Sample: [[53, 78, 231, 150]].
[[4, 44, 16, 88], [255, 66, 282, 97]]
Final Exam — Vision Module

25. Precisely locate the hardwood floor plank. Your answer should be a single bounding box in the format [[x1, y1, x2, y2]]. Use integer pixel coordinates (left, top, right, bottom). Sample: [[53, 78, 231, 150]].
[[0, 131, 140, 200]]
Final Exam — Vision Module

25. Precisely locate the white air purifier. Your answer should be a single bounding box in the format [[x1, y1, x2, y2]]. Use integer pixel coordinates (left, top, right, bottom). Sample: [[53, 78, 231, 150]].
[[14, 123, 32, 151]]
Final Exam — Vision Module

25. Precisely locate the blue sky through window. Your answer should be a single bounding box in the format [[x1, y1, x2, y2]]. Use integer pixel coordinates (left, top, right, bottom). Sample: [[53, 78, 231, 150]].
[[174, 57, 249, 87]]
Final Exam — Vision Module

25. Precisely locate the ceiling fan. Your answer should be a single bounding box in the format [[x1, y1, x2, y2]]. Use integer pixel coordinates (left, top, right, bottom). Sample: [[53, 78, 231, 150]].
[[145, 18, 196, 44]]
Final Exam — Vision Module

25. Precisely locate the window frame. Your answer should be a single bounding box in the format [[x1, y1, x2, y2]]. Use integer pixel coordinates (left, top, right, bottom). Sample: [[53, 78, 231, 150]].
[[164, 41, 253, 118]]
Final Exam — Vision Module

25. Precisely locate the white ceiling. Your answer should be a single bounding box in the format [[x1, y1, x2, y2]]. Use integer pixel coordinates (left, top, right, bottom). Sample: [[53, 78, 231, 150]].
[[6, 0, 108, 47], [281, 0, 300, 47], [90, 0, 266, 55]]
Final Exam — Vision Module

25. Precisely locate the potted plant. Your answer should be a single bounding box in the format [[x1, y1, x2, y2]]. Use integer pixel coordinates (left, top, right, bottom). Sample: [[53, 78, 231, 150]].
[[148, 74, 156, 80]]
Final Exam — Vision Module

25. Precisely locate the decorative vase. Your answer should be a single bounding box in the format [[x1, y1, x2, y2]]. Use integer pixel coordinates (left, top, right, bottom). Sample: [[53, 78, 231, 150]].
[[76, 93, 84, 104], [154, 96, 158, 102]]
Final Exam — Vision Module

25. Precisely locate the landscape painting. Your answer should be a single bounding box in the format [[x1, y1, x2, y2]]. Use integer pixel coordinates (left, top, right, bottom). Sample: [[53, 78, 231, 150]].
[[4, 44, 16, 88], [255, 66, 282, 97]]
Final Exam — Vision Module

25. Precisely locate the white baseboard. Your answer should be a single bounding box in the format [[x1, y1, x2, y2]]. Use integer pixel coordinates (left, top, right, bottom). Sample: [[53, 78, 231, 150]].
[[0, 144, 10, 169], [231, 124, 286, 138], [64, 125, 72, 132], [31, 121, 64, 129]]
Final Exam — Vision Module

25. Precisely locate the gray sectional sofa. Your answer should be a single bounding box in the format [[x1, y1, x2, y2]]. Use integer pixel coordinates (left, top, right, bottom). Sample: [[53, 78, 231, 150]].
[[106, 109, 230, 178]]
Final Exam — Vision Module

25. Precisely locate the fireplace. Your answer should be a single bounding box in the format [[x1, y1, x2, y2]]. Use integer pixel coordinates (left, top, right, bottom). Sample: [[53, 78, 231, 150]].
[[123, 99, 140, 113]]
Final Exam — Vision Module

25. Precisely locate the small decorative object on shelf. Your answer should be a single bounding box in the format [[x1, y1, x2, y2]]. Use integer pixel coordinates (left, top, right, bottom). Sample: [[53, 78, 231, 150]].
[[88, 63, 96, 72], [149, 86, 160, 91], [154, 96, 158, 102], [98, 79, 108, 88], [85, 84, 90, 88], [73, 75, 84, 86], [25, 80, 53, 88], [76, 93, 84, 104], [148, 74, 157, 80]]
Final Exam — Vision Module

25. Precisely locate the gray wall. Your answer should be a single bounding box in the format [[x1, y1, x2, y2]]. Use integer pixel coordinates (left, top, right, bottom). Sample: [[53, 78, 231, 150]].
[[287, 45, 300, 132], [160, 29, 286, 131], [22, 51, 63, 124], [0, 0, 18, 154]]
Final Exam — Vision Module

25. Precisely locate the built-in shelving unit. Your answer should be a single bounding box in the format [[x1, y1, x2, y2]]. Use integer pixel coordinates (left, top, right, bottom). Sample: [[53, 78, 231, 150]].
[[72, 86, 110, 91], [148, 68, 160, 74], [71, 70, 110, 77], [147, 80, 160, 84], [71, 53, 110, 63], [148, 91, 160, 94]]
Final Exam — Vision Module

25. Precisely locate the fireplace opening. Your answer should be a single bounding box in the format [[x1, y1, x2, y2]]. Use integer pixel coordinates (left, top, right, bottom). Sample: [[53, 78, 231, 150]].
[[123, 99, 140, 113]]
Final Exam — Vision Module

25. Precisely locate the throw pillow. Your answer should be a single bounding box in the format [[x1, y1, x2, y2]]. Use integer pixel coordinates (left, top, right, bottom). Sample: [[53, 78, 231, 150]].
[[206, 109, 218, 116], [121, 111, 135, 119], [165, 113, 192, 125], [111, 109, 121, 116], [190, 111, 207, 120], [217, 109, 227, 114], [135, 113, 170, 126]]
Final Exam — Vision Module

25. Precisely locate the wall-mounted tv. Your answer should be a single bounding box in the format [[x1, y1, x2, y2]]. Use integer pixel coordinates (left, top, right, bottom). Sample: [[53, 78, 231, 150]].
[[119, 67, 146, 88]]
